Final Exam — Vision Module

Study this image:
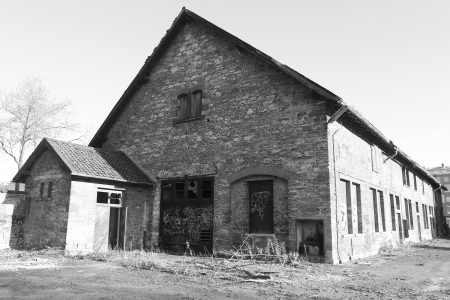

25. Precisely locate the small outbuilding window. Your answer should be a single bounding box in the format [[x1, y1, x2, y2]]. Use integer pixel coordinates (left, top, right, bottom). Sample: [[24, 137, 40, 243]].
[[176, 90, 203, 122], [96, 190, 122, 207]]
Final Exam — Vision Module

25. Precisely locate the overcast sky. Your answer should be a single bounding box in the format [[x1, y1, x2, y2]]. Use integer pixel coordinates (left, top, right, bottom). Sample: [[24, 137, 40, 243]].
[[0, 0, 449, 182]]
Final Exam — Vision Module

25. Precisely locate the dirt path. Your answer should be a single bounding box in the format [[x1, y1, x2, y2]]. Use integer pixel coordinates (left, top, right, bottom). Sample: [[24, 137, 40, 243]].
[[1, 240, 449, 299]]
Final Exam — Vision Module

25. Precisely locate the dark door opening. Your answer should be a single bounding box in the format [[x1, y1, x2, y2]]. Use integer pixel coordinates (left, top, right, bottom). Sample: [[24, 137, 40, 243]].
[[109, 207, 120, 250], [296, 220, 324, 257], [159, 178, 214, 253]]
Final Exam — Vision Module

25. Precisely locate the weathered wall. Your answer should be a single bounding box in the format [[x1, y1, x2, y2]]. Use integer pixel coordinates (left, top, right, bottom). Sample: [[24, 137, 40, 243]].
[[100, 20, 331, 256], [65, 180, 153, 255], [230, 176, 289, 246], [0, 193, 14, 249], [1, 192, 26, 249], [22, 150, 71, 248], [328, 121, 436, 263]]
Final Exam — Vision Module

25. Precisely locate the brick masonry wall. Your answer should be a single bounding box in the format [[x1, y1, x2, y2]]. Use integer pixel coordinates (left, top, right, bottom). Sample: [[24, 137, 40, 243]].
[[101, 20, 331, 256], [22, 150, 71, 249], [65, 180, 152, 254], [328, 122, 436, 263]]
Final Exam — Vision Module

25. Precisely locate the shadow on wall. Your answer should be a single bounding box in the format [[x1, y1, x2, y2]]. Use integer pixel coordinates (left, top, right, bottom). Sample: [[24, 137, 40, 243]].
[[0, 191, 26, 249]]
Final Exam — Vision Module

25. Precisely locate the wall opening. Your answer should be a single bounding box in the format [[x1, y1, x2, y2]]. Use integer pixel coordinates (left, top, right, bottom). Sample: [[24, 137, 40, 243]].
[[248, 180, 274, 234], [296, 219, 324, 257], [159, 177, 214, 253]]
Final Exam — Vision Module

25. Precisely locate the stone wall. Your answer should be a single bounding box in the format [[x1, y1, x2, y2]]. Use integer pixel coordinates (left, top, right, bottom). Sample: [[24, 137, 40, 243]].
[[101, 20, 331, 256], [328, 121, 437, 263], [22, 149, 71, 249]]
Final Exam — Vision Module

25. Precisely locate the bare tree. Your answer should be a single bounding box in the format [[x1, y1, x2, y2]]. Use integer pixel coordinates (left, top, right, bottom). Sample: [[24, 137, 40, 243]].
[[0, 78, 78, 170]]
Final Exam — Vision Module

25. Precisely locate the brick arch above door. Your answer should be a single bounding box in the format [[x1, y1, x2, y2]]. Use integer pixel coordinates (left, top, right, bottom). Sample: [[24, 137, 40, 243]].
[[227, 166, 293, 184]]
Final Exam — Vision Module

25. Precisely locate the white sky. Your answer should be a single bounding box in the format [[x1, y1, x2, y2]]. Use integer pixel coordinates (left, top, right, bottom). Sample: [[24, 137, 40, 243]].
[[0, 0, 449, 182]]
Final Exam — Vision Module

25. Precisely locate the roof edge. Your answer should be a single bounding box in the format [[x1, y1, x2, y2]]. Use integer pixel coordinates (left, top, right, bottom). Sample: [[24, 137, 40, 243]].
[[89, 7, 342, 147], [12, 138, 73, 182]]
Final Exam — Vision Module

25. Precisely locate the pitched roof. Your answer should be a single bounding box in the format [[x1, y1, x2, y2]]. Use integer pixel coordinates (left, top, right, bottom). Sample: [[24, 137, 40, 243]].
[[87, 8, 443, 190], [13, 138, 153, 185]]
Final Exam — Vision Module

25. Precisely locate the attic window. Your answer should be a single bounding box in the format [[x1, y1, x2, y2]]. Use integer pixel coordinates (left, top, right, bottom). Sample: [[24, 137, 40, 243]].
[[175, 90, 203, 123]]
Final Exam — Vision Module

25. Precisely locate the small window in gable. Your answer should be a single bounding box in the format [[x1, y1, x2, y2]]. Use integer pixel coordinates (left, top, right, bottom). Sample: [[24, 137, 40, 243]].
[[48, 182, 53, 199], [40, 183, 45, 198], [176, 90, 203, 123]]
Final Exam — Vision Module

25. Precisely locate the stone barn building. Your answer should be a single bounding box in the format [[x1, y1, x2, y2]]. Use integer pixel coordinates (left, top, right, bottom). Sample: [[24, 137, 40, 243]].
[[3, 8, 445, 263]]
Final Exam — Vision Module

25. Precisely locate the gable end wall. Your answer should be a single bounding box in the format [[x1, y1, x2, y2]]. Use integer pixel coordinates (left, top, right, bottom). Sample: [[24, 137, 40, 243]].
[[101, 21, 332, 257]]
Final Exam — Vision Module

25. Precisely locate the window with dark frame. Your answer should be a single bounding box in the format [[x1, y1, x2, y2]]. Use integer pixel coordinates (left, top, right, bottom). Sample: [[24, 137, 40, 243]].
[[96, 190, 122, 206], [413, 175, 417, 190], [402, 167, 410, 187], [390, 194, 396, 231], [371, 188, 379, 232], [408, 199, 414, 229], [47, 182, 53, 199], [404, 198, 410, 230], [354, 183, 363, 234], [341, 179, 353, 234], [177, 90, 203, 122], [379, 191, 386, 232]]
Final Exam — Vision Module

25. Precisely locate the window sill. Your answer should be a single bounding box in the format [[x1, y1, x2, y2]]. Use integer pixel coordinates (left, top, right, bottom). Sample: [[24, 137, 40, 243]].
[[173, 115, 205, 124]]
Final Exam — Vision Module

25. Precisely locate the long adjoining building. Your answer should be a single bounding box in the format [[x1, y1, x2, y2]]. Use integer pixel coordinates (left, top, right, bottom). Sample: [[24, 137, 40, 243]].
[[1, 8, 445, 263]]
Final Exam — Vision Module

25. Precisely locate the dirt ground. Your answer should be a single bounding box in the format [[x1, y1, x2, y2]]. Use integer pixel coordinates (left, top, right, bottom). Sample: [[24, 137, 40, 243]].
[[1, 239, 450, 300]]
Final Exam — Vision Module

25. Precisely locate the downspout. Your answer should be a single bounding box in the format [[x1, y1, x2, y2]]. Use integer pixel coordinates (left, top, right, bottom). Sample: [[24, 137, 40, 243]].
[[328, 105, 348, 264], [383, 146, 398, 163]]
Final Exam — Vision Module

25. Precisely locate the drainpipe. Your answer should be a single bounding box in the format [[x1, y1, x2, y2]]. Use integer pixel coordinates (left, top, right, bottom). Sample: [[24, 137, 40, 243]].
[[328, 105, 348, 264], [383, 146, 398, 163]]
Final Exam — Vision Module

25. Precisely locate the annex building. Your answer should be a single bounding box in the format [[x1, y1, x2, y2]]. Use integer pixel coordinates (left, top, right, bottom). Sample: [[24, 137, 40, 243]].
[[0, 8, 445, 263]]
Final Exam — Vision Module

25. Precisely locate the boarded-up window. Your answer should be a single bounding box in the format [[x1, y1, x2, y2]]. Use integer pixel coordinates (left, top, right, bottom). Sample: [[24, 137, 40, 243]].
[[177, 90, 202, 121], [248, 180, 273, 234], [371, 188, 379, 232], [354, 183, 363, 234]]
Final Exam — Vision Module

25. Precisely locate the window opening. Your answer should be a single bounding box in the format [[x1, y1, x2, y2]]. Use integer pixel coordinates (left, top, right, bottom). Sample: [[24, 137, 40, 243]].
[[177, 90, 203, 121], [96, 190, 122, 206], [408, 200, 414, 229], [390, 194, 396, 231], [354, 183, 363, 233], [40, 183, 44, 198], [379, 191, 386, 231], [47, 182, 53, 198], [371, 188, 379, 232], [341, 179, 352, 234]]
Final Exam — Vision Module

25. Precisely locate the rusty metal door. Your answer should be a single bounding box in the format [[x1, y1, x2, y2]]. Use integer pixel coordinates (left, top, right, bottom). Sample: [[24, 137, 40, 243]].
[[248, 180, 273, 234], [159, 178, 214, 253]]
